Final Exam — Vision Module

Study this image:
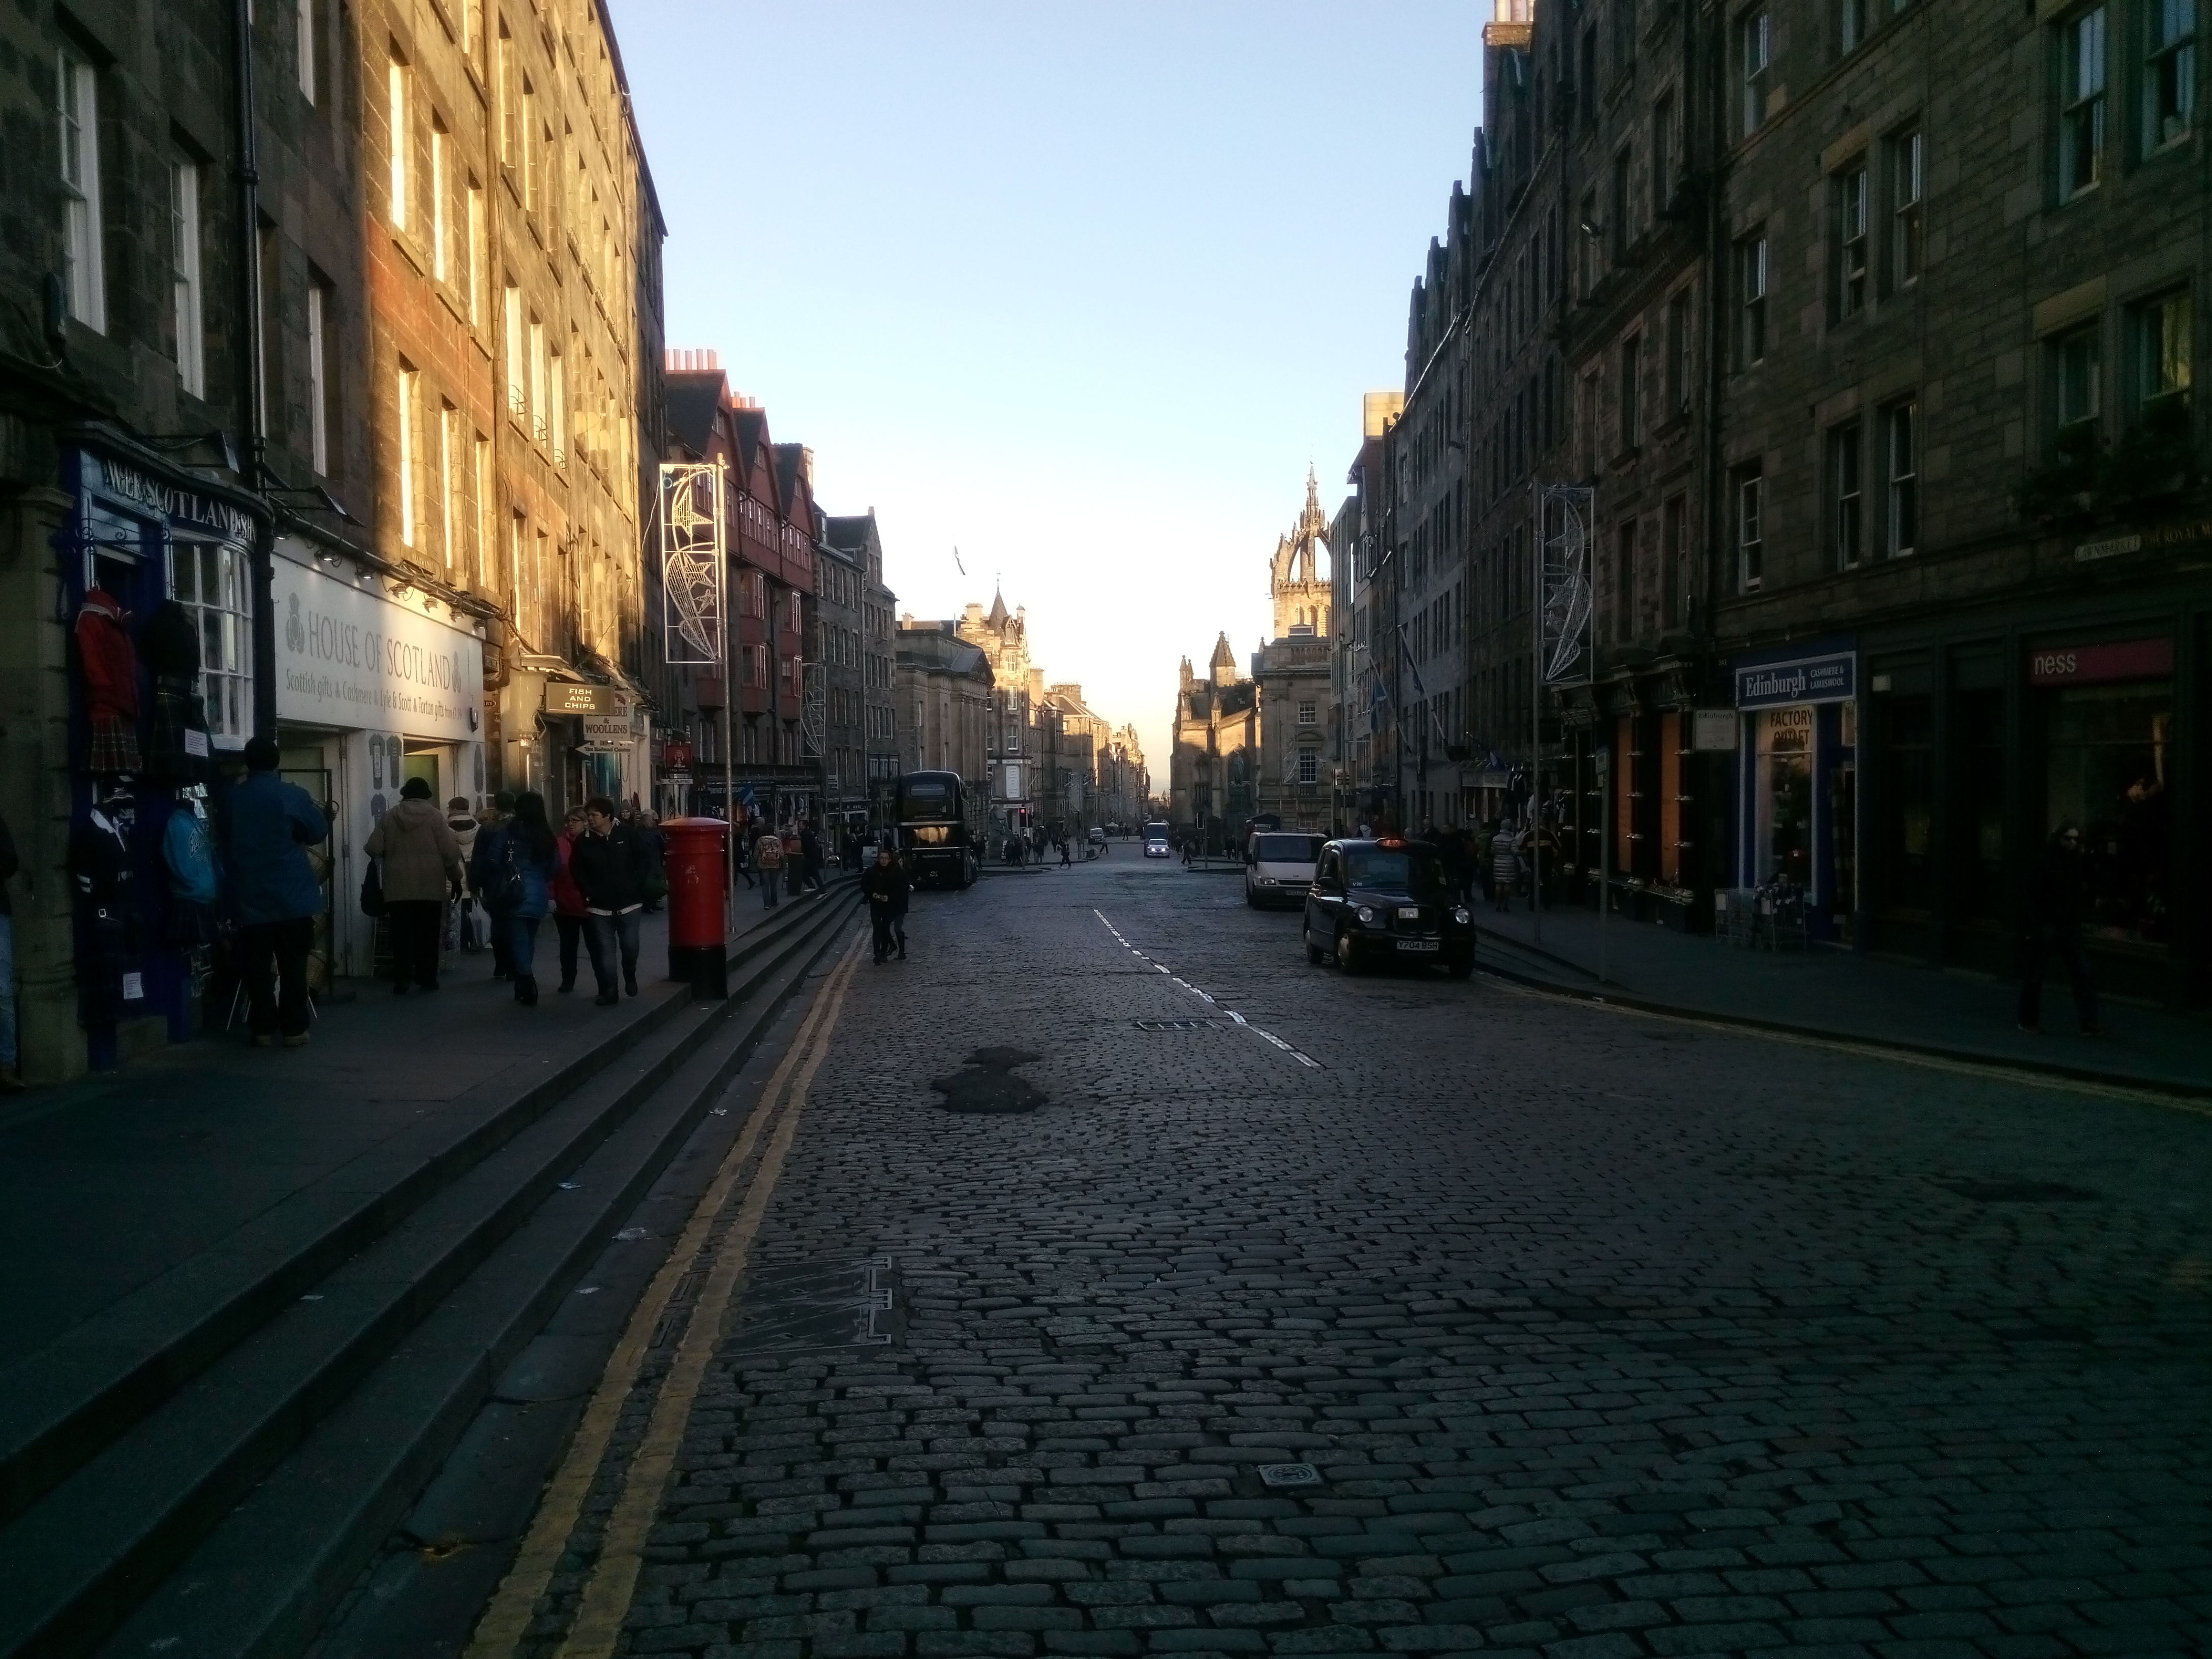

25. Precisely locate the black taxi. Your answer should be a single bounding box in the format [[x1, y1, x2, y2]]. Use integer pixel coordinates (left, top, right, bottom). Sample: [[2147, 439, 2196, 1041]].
[[1302, 836, 1474, 977]]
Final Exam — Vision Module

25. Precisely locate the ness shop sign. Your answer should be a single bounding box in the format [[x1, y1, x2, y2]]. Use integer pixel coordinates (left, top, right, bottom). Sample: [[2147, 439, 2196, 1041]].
[[273, 558, 484, 741], [1734, 650, 1856, 709]]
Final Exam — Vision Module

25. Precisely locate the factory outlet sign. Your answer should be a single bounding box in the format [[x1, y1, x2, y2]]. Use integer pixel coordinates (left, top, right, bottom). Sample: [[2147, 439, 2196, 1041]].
[[272, 554, 484, 742]]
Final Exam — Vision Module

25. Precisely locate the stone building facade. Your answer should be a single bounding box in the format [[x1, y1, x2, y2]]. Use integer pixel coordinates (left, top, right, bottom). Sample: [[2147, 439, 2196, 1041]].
[[1254, 475, 1336, 832], [1169, 633, 1256, 850], [893, 620, 992, 835], [954, 589, 1040, 840], [822, 511, 900, 822]]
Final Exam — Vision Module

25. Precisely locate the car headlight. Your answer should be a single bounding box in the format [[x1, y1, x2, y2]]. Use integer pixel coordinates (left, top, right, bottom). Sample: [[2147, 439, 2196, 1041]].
[[1452, 905, 1470, 925], [1356, 905, 1375, 924], [1256, 876, 1276, 885]]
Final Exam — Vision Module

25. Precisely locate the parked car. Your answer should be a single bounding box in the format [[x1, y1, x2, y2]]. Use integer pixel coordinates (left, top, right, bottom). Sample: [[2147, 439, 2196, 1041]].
[[1244, 831, 1322, 908], [1303, 836, 1474, 976]]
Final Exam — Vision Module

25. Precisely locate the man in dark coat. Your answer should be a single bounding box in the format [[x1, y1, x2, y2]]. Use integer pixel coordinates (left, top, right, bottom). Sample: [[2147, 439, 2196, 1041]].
[[223, 737, 330, 1044], [570, 795, 649, 1004], [2019, 822, 2104, 1034], [860, 846, 911, 964]]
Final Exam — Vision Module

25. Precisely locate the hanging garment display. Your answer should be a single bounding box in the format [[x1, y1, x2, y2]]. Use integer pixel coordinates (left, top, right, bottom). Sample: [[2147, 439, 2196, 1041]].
[[75, 585, 142, 776], [141, 600, 211, 785], [68, 795, 137, 1028]]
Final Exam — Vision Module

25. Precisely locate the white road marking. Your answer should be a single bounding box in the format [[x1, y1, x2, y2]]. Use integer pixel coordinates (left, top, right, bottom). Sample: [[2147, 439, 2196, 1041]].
[[1094, 909, 1322, 1068]]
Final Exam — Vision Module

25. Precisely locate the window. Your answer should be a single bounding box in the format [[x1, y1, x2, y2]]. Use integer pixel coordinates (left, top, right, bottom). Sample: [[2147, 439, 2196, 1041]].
[[1882, 399, 1919, 556], [2061, 8, 2107, 197], [1889, 127, 1924, 288], [520, 77, 539, 212], [431, 123, 449, 280], [1620, 333, 1642, 449], [1735, 464, 1765, 591], [1652, 93, 1674, 213], [1579, 370, 1601, 474], [439, 403, 455, 568], [528, 319, 547, 444], [466, 182, 485, 324], [387, 55, 409, 229], [1610, 147, 1632, 259], [1829, 421, 1864, 569], [306, 280, 330, 474], [2130, 290, 2191, 412], [1665, 289, 1689, 413], [174, 542, 252, 743], [1841, 0, 1868, 52], [1834, 160, 1868, 318], [1297, 751, 1319, 785], [1614, 0, 1637, 75], [743, 643, 770, 689], [497, 27, 516, 169], [297, 0, 316, 101], [170, 161, 205, 397], [2147, 0, 2197, 147], [503, 284, 524, 417], [1580, 28, 1597, 126], [396, 366, 419, 547], [473, 434, 490, 586], [1615, 519, 1638, 641], [548, 349, 566, 464], [1661, 494, 1686, 625], [57, 51, 104, 332], [2052, 321, 2101, 432], [1740, 8, 1771, 133], [1297, 700, 1317, 725], [1736, 230, 1769, 366]]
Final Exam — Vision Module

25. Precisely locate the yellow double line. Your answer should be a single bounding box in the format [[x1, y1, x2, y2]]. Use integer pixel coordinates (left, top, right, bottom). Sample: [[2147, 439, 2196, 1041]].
[[466, 930, 867, 1659]]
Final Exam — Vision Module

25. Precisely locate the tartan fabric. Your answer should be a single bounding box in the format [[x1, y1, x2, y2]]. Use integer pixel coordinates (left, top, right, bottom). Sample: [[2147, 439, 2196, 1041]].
[[85, 714, 142, 777]]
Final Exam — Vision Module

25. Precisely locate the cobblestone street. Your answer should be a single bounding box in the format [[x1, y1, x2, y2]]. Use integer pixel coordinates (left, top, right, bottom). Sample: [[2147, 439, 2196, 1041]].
[[496, 854, 2212, 1659]]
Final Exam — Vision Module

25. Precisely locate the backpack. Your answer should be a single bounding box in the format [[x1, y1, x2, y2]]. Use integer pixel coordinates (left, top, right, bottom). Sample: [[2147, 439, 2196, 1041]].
[[483, 830, 525, 913]]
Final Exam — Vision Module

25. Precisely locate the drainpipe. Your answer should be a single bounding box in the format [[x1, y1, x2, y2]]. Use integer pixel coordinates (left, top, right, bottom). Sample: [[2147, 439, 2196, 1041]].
[[233, 0, 278, 740]]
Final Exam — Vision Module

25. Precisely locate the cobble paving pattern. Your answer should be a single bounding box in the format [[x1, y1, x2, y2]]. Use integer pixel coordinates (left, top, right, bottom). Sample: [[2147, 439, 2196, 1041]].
[[544, 855, 2212, 1659]]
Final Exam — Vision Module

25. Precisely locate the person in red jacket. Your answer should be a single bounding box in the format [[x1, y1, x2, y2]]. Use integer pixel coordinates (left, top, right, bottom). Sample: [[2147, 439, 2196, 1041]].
[[549, 805, 590, 993]]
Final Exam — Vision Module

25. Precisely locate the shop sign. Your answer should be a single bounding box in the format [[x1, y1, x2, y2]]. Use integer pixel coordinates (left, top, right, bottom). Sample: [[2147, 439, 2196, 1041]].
[[1733, 650, 1856, 709], [545, 682, 615, 715], [2026, 637, 2173, 686], [662, 742, 695, 770], [81, 452, 257, 542], [1691, 709, 1740, 751], [273, 559, 482, 741], [581, 714, 633, 749]]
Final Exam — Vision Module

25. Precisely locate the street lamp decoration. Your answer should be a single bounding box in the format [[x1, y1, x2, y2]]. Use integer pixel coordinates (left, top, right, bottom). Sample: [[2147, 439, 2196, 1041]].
[[1537, 484, 1595, 686], [658, 462, 725, 666]]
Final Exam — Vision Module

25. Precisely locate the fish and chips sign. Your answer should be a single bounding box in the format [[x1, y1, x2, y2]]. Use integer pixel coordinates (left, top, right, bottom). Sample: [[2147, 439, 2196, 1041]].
[[659, 462, 725, 667]]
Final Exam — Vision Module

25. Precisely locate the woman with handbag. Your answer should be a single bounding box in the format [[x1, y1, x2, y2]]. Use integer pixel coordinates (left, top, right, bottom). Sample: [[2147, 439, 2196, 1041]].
[[476, 793, 561, 1005], [363, 778, 466, 993]]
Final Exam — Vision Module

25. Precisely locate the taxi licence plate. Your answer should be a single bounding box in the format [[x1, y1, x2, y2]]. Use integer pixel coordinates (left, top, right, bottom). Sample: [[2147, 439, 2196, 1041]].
[[1395, 939, 1440, 953]]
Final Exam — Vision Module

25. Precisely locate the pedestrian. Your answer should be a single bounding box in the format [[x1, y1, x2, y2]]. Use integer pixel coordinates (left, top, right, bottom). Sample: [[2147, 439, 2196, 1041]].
[[635, 809, 668, 912], [1059, 835, 1072, 868], [0, 807, 19, 1087], [446, 796, 482, 952], [734, 813, 756, 887], [1489, 819, 1521, 914], [551, 805, 589, 993], [471, 792, 517, 979], [365, 777, 466, 993], [800, 820, 826, 894], [783, 823, 804, 898], [571, 795, 648, 1005], [861, 845, 911, 964], [2019, 822, 2104, 1035], [218, 740, 332, 1044], [477, 792, 561, 1004], [753, 821, 784, 908]]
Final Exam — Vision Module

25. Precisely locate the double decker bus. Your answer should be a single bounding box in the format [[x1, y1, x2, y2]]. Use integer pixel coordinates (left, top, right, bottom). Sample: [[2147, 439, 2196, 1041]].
[[890, 770, 978, 888]]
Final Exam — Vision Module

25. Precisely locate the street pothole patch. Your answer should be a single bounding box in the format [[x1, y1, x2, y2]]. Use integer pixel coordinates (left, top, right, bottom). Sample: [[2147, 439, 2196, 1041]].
[[728, 1257, 898, 1355], [1936, 1178, 2101, 1202], [932, 1048, 1049, 1114]]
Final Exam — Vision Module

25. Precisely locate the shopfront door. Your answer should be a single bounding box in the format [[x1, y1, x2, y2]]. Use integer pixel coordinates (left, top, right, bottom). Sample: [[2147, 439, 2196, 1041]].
[[2030, 638, 2174, 948]]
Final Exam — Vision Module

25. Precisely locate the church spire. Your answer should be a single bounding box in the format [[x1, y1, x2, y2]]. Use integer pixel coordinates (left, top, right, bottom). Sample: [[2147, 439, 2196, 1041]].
[[986, 586, 1009, 630]]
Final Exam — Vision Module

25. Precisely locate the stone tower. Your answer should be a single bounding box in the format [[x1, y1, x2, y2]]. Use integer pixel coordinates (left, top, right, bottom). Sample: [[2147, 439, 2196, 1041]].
[[1270, 468, 1333, 640], [1209, 632, 1238, 688]]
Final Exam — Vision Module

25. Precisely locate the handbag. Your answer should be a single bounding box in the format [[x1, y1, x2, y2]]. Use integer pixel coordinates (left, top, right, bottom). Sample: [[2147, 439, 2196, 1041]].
[[359, 858, 385, 917]]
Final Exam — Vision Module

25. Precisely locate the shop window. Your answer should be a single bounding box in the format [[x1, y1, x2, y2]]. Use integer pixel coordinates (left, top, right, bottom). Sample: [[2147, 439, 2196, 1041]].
[[1658, 710, 1683, 886], [1832, 158, 1868, 319], [175, 541, 252, 744], [170, 160, 205, 398], [2044, 676, 2171, 944], [1828, 420, 1863, 569], [1876, 695, 1933, 911], [57, 50, 105, 332], [1888, 126, 1923, 289], [2059, 7, 2107, 198], [1757, 708, 1815, 889], [1739, 7, 1771, 133], [1955, 690, 2005, 923], [2144, 0, 2195, 150]]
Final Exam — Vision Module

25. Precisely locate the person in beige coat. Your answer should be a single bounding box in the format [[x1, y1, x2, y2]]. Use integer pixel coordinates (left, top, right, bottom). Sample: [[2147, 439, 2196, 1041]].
[[365, 777, 466, 992]]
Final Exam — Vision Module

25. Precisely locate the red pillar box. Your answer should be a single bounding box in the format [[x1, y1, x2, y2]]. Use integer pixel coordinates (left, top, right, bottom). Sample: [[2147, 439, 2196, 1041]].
[[660, 816, 730, 999]]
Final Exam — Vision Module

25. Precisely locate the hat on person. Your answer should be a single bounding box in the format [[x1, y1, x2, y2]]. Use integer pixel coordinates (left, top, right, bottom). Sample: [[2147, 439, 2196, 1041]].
[[242, 736, 281, 772], [401, 777, 433, 800]]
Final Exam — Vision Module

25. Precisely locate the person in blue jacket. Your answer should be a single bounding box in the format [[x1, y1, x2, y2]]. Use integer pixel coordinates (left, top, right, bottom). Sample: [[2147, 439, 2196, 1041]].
[[476, 791, 562, 1005], [222, 736, 330, 1046]]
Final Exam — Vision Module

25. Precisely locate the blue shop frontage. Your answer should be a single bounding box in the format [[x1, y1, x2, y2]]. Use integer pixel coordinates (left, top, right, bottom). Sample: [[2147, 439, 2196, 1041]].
[[1729, 637, 1860, 944]]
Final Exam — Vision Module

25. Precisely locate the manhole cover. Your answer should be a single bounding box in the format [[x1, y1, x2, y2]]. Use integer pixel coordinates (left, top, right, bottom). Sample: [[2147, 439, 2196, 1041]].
[[931, 1047, 1048, 1115], [1936, 1178, 2100, 1202], [1133, 1018, 1227, 1032], [727, 1257, 896, 1354], [1257, 1462, 1321, 1488]]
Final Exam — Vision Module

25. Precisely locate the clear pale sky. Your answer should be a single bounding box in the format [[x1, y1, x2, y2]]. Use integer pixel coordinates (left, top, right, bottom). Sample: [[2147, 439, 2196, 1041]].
[[617, 2, 1484, 775]]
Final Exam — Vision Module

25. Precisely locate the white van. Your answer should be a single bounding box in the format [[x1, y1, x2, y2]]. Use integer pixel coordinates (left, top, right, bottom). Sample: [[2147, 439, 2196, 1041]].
[[1244, 831, 1324, 908]]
